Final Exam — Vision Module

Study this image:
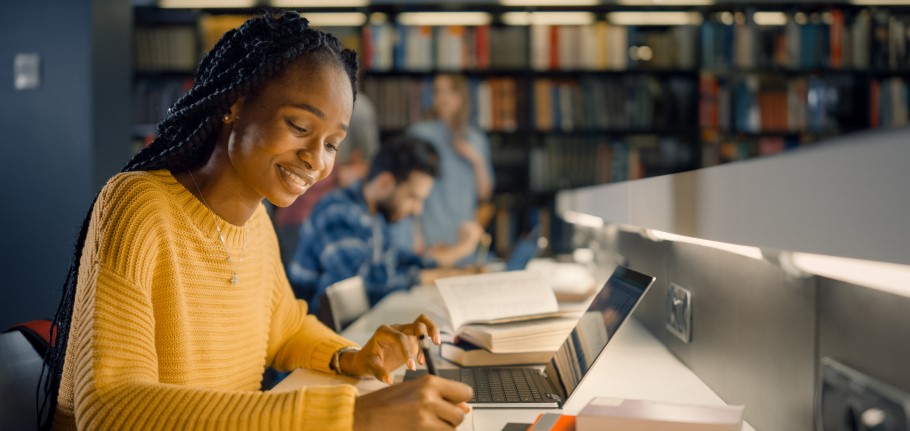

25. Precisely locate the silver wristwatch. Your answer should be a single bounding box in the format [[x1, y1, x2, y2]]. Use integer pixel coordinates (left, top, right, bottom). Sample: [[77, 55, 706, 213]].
[[330, 346, 361, 376]]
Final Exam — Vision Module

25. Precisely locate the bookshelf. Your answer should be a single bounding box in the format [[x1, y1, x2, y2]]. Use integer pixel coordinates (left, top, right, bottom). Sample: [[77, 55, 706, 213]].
[[131, 3, 910, 253]]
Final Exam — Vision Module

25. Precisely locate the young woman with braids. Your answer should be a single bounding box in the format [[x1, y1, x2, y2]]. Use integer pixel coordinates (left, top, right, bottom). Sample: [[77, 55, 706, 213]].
[[39, 12, 471, 431]]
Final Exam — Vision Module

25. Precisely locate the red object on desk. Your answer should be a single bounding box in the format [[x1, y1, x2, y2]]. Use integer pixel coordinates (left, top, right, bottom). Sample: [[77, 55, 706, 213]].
[[526, 413, 576, 431]]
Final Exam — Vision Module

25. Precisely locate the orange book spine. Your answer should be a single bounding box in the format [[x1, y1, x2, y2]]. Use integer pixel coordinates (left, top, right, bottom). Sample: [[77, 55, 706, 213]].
[[476, 25, 490, 69], [549, 26, 560, 70], [830, 9, 844, 69], [527, 413, 576, 431]]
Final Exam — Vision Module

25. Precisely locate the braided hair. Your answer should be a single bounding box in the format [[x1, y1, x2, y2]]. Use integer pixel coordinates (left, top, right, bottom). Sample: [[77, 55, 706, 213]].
[[37, 11, 358, 429]]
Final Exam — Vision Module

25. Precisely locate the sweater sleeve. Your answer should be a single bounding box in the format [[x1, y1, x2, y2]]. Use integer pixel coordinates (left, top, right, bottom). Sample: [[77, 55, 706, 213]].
[[69, 262, 357, 431], [267, 265, 359, 373]]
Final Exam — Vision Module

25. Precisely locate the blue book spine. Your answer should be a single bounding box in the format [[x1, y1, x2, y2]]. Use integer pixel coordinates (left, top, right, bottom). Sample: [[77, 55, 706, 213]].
[[701, 23, 715, 70], [723, 24, 734, 70], [393, 24, 406, 71], [551, 84, 561, 131]]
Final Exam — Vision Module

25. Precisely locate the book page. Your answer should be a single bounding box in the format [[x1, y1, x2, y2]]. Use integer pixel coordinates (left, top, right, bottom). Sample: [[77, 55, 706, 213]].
[[435, 270, 559, 330]]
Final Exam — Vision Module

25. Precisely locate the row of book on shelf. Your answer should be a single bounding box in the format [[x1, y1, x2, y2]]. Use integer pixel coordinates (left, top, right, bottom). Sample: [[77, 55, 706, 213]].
[[704, 10, 910, 71], [135, 25, 199, 71], [699, 73, 860, 134], [359, 13, 910, 73], [528, 136, 694, 192], [704, 10, 854, 71], [871, 77, 910, 128], [134, 72, 901, 138], [133, 21, 698, 72], [362, 75, 696, 132], [135, 10, 910, 73], [134, 77, 193, 125], [134, 14, 250, 72], [361, 23, 697, 72], [486, 134, 694, 193], [701, 137, 799, 167]]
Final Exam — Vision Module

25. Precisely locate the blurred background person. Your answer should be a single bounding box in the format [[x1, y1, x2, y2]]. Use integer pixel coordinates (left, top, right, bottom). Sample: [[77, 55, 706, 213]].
[[391, 74, 494, 265], [288, 136, 482, 316]]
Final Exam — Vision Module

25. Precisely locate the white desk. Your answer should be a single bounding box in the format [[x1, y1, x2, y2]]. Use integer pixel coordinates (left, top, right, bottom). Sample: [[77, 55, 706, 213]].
[[276, 285, 755, 431]]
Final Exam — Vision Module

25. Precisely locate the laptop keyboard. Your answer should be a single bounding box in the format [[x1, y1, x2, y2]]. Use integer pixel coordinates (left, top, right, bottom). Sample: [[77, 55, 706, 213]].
[[459, 368, 545, 403]]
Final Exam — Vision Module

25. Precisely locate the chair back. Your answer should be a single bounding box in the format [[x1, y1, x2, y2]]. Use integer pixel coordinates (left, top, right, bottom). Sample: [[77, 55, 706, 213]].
[[1, 320, 52, 431], [318, 276, 369, 332]]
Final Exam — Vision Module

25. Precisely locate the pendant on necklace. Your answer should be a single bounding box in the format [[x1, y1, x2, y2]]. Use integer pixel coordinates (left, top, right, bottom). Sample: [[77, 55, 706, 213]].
[[231, 273, 239, 286]]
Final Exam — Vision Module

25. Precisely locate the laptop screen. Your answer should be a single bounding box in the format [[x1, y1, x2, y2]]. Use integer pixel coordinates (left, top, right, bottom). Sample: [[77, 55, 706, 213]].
[[544, 266, 655, 402], [505, 225, 542, 271]]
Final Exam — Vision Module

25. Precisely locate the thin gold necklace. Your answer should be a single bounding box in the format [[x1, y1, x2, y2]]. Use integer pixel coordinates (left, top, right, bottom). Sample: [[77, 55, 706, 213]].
[[188, 170, 245, 286]]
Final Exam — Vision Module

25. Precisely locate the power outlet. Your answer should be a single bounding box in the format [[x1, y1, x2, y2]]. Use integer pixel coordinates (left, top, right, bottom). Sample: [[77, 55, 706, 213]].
[[665, 283, 692, 343], [818, 358, 909, 431]]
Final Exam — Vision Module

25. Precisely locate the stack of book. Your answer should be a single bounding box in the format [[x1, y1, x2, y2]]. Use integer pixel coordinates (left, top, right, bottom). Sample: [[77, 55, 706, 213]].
[[435, 271, 584, 367]]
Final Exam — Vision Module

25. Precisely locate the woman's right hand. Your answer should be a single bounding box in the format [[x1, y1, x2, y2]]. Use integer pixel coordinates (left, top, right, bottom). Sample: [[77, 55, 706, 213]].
[[353, 375, 473, 430]]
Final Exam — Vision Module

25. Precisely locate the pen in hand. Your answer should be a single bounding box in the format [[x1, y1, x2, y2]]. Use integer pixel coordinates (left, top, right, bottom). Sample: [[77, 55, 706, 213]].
[[419, 335, 437, 375]]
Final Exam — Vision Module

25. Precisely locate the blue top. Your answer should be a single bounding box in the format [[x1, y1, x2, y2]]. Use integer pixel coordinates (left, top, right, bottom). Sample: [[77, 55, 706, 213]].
[[287, 181, 434, 314], [390, 120, 494, 254]]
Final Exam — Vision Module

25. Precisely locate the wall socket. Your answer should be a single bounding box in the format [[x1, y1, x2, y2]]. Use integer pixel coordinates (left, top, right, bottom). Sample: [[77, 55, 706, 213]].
[[665, 283, 692, 343], [818, 358, 910, 431], [14, 53, 41, 90]]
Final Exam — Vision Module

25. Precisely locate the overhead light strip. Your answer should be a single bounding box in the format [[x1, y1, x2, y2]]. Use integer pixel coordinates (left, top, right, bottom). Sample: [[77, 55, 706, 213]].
[[297, 12, 366, 26], [616, 0, 715, 5], [159, 0, 256, 8], [499, 0, 600, 5], [753, 12, 787, 26], [850, 0, 910, 5], [502, 12, 596, 26], [271, 0, 369, 6], [397, 12, 492, 27], [607, 11, 703, 26]]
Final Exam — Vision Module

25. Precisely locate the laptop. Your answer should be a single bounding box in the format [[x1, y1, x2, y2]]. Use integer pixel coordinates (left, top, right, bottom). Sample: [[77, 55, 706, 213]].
[[405, 265, 656, 408]]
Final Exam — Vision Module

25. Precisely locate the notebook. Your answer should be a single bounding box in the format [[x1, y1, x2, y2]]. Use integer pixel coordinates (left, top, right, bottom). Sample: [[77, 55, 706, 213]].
[[405, 265, 656, 408]]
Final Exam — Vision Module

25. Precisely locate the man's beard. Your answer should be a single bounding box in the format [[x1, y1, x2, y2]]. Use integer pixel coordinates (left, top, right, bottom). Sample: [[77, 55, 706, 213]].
[[375, 196, 397, 222]]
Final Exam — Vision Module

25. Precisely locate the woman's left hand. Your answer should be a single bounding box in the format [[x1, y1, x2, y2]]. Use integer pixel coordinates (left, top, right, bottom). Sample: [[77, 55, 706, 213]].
[[341, 314, 441, 384]]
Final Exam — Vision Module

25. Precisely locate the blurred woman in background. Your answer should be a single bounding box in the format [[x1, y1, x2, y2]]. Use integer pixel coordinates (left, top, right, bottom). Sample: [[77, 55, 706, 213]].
[[392, 74, 492, 264]]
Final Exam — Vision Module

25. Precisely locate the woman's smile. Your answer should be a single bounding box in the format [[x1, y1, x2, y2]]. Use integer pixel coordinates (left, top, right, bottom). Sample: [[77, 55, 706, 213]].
[[277, 164, 315, 195]]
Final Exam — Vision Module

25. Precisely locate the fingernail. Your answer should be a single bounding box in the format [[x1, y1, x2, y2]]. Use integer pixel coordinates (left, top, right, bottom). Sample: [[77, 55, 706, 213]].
[[433, 334, 440, 344], [408, 358, 416, 370], [418, 355, 425, 365]]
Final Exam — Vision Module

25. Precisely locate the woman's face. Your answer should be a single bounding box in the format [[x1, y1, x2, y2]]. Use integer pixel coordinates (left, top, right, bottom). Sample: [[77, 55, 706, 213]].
[[432, 76, 462, 125], [226, 58, 353, 208]]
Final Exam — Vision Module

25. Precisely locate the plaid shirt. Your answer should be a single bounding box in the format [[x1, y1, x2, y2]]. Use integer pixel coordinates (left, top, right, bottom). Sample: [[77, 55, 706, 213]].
[[287, 181, 434, 314]]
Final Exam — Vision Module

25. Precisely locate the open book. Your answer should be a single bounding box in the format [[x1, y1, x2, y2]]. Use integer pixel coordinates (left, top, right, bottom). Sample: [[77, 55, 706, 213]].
[[435, 271, 580, 353]]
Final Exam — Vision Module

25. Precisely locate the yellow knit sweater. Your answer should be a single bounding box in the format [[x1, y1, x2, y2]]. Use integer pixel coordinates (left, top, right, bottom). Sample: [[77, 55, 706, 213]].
[[54, 170, 359, 430]]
